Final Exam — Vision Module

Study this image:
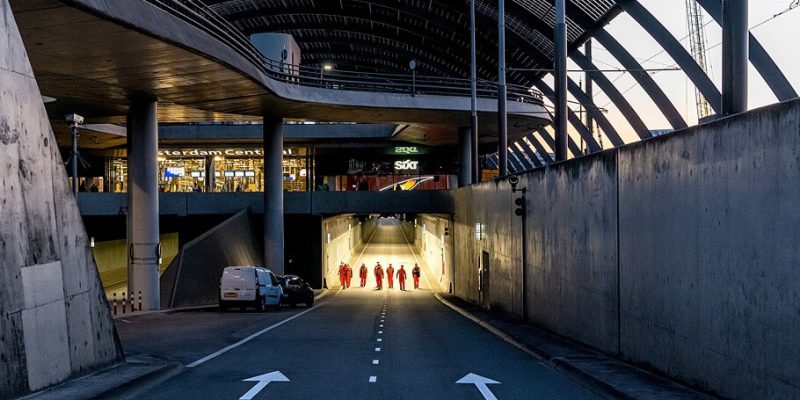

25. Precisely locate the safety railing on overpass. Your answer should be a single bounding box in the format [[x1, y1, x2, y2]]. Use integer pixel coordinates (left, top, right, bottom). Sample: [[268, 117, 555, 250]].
[[143, 0, 544, 104]]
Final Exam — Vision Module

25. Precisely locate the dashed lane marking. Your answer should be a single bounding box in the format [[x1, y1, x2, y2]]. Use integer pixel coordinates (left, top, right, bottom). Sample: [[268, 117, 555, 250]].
[[369, 376, 377, 383], [373, 359, 380, 365]]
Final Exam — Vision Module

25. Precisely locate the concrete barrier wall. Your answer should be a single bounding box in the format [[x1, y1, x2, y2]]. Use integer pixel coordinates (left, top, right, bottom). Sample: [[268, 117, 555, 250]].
[[322, 215, 376, 288], [0, 3, 122, 397], [160, 210, 262, 308], [616, 101, 800, 399], [452, 99, 800, 399]]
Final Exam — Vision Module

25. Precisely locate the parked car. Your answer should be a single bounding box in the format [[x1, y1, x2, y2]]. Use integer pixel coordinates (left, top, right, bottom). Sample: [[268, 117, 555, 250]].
[[219, 266, 283, 311], [278, 275, 315, 307]]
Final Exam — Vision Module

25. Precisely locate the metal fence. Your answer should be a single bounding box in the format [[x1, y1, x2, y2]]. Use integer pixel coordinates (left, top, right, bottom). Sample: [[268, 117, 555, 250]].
[[143, 0, 544, 104]]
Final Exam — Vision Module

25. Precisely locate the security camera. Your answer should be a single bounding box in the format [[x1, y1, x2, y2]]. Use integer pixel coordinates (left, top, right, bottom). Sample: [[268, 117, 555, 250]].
[[65, 113, 84, 125], [508, 175, 520, 186]]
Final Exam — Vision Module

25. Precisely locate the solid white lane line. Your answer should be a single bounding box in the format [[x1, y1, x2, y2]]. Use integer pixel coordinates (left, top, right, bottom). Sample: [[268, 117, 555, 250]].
[[369, 376, 377, 383], [186, 305, 322, 368], [373, 359, 380, 365]]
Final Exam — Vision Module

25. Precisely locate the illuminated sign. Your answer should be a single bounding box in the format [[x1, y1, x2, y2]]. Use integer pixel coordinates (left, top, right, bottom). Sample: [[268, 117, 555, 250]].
[[158, 149, 265, 157], [394, 146, 419, 154], [165, 167, 185, 178], [394, 159, 419, 171]]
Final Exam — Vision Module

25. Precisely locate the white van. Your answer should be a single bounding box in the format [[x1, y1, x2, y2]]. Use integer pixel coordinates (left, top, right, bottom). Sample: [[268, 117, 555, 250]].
[[219, 266, 283, 311]]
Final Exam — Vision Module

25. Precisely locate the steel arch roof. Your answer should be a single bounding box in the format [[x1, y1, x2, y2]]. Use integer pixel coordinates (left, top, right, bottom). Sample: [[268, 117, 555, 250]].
[[204, 0, 621, 84], [200, 0, 796, 171]]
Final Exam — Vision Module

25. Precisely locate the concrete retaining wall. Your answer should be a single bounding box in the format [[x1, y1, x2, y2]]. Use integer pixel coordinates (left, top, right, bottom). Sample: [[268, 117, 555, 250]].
[[453, 99, 800, 399], [160, 210, 262, 308], [0, 2, 122, 397]]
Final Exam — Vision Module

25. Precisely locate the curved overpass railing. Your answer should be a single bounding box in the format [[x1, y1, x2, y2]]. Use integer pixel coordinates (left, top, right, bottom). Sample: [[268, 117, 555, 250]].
[[144, 0, 544, 104]]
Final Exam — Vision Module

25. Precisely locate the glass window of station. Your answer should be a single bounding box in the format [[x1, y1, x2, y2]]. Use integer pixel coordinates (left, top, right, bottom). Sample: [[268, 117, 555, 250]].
[[104, 147, 308, 192]]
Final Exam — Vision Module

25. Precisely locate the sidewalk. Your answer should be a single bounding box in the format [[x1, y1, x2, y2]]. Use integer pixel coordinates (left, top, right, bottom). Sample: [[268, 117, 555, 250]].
[[436, 293, 717, 400], [17, 356, 182, 400]]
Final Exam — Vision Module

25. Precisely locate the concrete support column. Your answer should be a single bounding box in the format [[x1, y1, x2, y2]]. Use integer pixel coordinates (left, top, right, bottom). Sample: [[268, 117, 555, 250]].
[[554, 0, 568, 161], [497, 0, 508, 176], [127, 99, 160, 311], [204, 156, 215, 192], [469, 0, 480, 184], [722, 0, 748, 115], [458, 126, 473, 187], [263, 116, 284, 275]]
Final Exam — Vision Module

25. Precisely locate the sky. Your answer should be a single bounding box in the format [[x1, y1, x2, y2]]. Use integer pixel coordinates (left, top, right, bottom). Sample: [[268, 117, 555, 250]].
[[535, 0, 800, 152]]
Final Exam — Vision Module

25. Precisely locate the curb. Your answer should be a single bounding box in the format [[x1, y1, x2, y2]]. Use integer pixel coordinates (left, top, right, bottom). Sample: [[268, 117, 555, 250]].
[[92, 361, 184, 400], [434, 293, 630, 400]]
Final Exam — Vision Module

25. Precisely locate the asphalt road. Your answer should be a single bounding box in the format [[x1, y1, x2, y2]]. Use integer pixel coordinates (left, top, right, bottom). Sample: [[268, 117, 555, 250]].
[[117, 223, 603, 399]]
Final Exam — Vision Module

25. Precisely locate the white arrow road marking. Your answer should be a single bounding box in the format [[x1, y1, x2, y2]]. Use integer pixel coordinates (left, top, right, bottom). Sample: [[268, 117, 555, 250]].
[[456, 373, 501, 400], [240, 371, 289, 400]]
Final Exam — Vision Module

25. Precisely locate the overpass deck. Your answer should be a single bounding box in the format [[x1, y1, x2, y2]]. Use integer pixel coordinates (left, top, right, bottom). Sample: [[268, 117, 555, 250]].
[[77, 191, 455, 216], [11, 0, 549, 145]]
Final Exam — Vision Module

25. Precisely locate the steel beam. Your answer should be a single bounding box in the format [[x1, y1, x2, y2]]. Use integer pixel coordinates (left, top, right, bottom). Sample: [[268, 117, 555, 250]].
[[571, 51, 651, 139], [458, 126, 473, 187], [592, 28, 688, 130], [721, 0, 748, 114], [531, 131, 555, 164], [533, 81, 603, 150], [553, 0, 568, 161], [698, 0, 797, 101], [497, 0, 509, 175], [470, 0, 480, 184], [518, 138, 544, 168], [619, 0, 722, 114]]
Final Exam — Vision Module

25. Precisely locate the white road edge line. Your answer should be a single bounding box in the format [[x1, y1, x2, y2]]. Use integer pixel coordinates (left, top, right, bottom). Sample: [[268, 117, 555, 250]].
[[186, 304, 323, 368], [351, 223, 379, 268]]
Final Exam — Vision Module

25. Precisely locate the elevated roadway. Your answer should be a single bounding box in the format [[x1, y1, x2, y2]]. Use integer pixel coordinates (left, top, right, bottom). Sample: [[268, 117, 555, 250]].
[[10, 0, 549, 145], [76, 191, 456, 216]]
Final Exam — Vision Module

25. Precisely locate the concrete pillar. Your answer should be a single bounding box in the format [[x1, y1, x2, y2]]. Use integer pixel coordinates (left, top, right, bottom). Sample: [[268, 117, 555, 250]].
[[497, 0, 508, 176], [554, 0, 568, 161], [263, 116, 284, 274], [458, 126, 473, 187], [722, 0, 748, 115], [204, 156, 215, 192], [127, 99, 160, 311], [469, 0, 480, 185]]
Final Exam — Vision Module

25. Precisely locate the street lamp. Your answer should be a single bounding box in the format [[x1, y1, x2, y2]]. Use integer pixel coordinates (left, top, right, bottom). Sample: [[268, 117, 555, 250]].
[[409, 59, 417, 96]]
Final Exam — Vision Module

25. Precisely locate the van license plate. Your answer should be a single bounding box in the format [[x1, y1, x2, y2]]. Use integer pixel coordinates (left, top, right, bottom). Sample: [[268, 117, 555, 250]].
[[224, 293, 237, 298]]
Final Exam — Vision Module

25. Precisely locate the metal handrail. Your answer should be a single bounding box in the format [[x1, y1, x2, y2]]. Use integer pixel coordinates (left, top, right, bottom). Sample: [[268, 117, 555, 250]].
[[144, 0, 544, 104]]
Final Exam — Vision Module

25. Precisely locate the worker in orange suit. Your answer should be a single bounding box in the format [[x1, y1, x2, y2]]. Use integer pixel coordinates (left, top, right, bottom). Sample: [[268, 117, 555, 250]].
[[338, 262, 347, 289], [396, 265, 407, 291], [359, 263, 368, 287], [375, 262, 384, 290], [346, 264, 353, 288], [412, 263, 421, 289], [386, 264, 395, 289]]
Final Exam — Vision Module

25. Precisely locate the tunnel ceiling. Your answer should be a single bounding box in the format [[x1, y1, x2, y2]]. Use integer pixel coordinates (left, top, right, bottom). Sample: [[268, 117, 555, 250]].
[[202, 0, 621, 88]]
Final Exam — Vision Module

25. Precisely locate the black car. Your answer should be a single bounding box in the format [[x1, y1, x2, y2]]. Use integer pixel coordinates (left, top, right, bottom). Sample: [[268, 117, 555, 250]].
[[278, 275, 315, 307]]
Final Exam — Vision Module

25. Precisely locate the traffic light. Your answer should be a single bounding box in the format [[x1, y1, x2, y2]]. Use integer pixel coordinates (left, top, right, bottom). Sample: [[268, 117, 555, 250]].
[[514, 197, 525, 216]]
